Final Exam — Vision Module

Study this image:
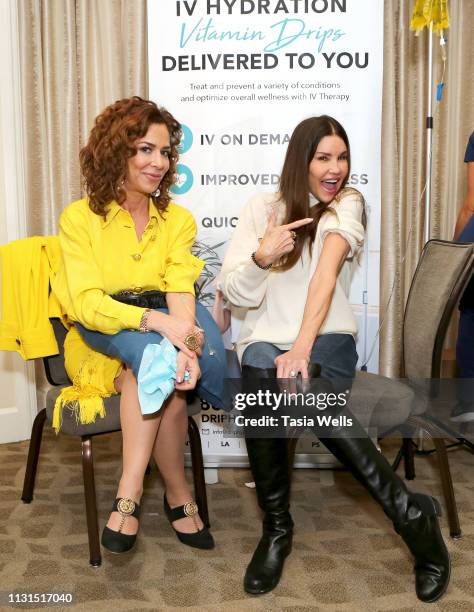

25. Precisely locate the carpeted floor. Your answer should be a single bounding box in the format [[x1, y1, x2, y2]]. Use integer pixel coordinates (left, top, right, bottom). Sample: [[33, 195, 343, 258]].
[[1, 428, 473, 612]]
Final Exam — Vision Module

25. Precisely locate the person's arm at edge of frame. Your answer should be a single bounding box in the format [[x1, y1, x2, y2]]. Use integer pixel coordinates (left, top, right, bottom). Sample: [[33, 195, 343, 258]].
[[274, 233, 349, 379], [453, 162, 474, 239]]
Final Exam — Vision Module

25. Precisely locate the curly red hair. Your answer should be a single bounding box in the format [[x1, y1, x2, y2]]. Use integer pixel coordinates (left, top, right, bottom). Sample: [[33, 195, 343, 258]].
[[80, 97, 181, 216]]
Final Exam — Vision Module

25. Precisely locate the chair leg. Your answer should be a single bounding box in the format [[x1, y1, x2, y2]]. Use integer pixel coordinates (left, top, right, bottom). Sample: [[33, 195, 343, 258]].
[[21, 409, 47, 503], [402, 437, 416, 480], [287, 432, 299, 477], [432, 436, 462, 539], [187, 416, 210, 528], [81, 436, 102, 567], [391, 445, 403, 472]]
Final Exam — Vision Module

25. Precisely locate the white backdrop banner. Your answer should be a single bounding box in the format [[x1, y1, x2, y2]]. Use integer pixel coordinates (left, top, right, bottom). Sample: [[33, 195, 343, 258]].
[[148, 0, 384, 467]]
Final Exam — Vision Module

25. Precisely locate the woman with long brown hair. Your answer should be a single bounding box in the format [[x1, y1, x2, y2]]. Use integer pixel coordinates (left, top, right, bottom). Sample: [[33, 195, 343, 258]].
[[53, 97, 227, 554], [219, 115, 450, 602]]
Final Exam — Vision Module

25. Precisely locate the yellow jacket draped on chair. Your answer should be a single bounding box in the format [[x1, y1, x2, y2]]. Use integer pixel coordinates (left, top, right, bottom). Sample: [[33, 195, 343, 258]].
[[0, 235, 123, 431], [0, 236, 64, 358]]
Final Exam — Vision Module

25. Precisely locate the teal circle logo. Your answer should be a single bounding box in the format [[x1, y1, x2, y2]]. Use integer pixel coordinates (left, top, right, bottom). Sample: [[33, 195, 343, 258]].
[[178, 124, 193, 154], [171, 164, 193, 195]]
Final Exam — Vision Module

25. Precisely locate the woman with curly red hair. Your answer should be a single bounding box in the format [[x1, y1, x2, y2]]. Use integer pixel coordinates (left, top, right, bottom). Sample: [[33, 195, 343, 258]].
[[53, 97, 227, 553]]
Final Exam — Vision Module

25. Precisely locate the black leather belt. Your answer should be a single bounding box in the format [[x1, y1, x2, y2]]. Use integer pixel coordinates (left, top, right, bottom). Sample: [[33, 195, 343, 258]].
[[110, 290, 167, 309]]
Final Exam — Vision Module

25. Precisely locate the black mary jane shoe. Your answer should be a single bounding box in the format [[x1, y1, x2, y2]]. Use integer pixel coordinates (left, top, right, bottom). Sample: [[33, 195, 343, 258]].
[[101, 497, 141, 554], [163, 494, 215, 550]]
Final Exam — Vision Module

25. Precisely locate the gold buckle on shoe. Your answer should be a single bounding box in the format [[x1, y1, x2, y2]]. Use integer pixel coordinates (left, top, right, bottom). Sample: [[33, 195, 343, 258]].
[[116, 497, 136, 534], [117, 498, 136, 516], [183, 501, 198, 517]]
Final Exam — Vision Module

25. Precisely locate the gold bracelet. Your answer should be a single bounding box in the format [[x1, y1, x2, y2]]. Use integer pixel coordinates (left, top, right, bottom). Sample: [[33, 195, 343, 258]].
[[139, 309, 151, 333]]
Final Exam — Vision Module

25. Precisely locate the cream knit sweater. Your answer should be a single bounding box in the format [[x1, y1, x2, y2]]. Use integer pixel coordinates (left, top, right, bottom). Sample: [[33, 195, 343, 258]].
[[218, 188, 365, 362]]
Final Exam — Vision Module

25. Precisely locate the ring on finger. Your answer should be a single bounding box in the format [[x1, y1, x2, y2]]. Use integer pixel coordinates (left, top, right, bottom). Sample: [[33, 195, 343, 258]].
[[184, 332, 201, 352], [290, 231, 296, 240], [289, 370, 297, 378]]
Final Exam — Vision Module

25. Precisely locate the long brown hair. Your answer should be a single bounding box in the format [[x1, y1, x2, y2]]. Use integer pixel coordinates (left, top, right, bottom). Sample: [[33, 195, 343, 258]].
[[278, 115, 353, 271], [80, 97, 181, 217]]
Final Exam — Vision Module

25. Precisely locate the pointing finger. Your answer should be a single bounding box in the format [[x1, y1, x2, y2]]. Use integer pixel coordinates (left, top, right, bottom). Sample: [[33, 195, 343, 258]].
[[283, 218, 313, 230]]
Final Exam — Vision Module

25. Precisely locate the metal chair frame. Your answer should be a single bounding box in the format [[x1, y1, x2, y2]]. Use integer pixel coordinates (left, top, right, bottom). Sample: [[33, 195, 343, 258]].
[[287, 240, 474, 539]]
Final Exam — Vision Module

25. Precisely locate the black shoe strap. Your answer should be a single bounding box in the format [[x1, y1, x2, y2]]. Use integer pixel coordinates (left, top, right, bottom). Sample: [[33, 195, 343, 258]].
[[165, 496, 199, 522], [112, 497, 141, 519]]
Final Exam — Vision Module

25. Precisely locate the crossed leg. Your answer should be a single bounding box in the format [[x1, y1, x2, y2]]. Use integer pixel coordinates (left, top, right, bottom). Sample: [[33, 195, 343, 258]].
[[107, 367, 203, 535]]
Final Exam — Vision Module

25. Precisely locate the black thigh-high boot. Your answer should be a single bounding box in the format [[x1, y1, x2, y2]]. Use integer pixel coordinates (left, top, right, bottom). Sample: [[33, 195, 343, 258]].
[[242, 365, 293, 595], [316, 411, 450, 603]]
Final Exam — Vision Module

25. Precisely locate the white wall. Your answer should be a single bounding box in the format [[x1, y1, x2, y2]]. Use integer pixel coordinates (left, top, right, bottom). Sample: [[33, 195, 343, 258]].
[[0, 0, 37, 443]]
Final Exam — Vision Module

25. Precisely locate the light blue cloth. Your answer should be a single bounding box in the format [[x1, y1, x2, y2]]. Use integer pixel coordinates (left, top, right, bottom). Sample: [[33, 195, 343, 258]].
[[137, 338, 188, 415]]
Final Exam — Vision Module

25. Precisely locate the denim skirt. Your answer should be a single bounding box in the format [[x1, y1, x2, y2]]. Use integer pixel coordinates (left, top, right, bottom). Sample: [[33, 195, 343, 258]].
[[75, 302, 229, 410]]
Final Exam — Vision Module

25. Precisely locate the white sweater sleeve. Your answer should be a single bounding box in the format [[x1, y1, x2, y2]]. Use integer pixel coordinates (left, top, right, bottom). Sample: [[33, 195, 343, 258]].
[[319, 189, 365, 257], [217, 194, 272, 308]]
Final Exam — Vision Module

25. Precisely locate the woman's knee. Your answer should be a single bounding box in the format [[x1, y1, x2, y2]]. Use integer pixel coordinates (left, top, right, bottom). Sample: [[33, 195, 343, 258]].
[[310, 334, 357, 379], [197, 303, 227, 370], [241, 342, 280, 369]]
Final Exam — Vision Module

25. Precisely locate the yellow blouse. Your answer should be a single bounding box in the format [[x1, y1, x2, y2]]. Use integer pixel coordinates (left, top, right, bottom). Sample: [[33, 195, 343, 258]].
[[52, 197, 204, 334], [50, 197, 204, 432]]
